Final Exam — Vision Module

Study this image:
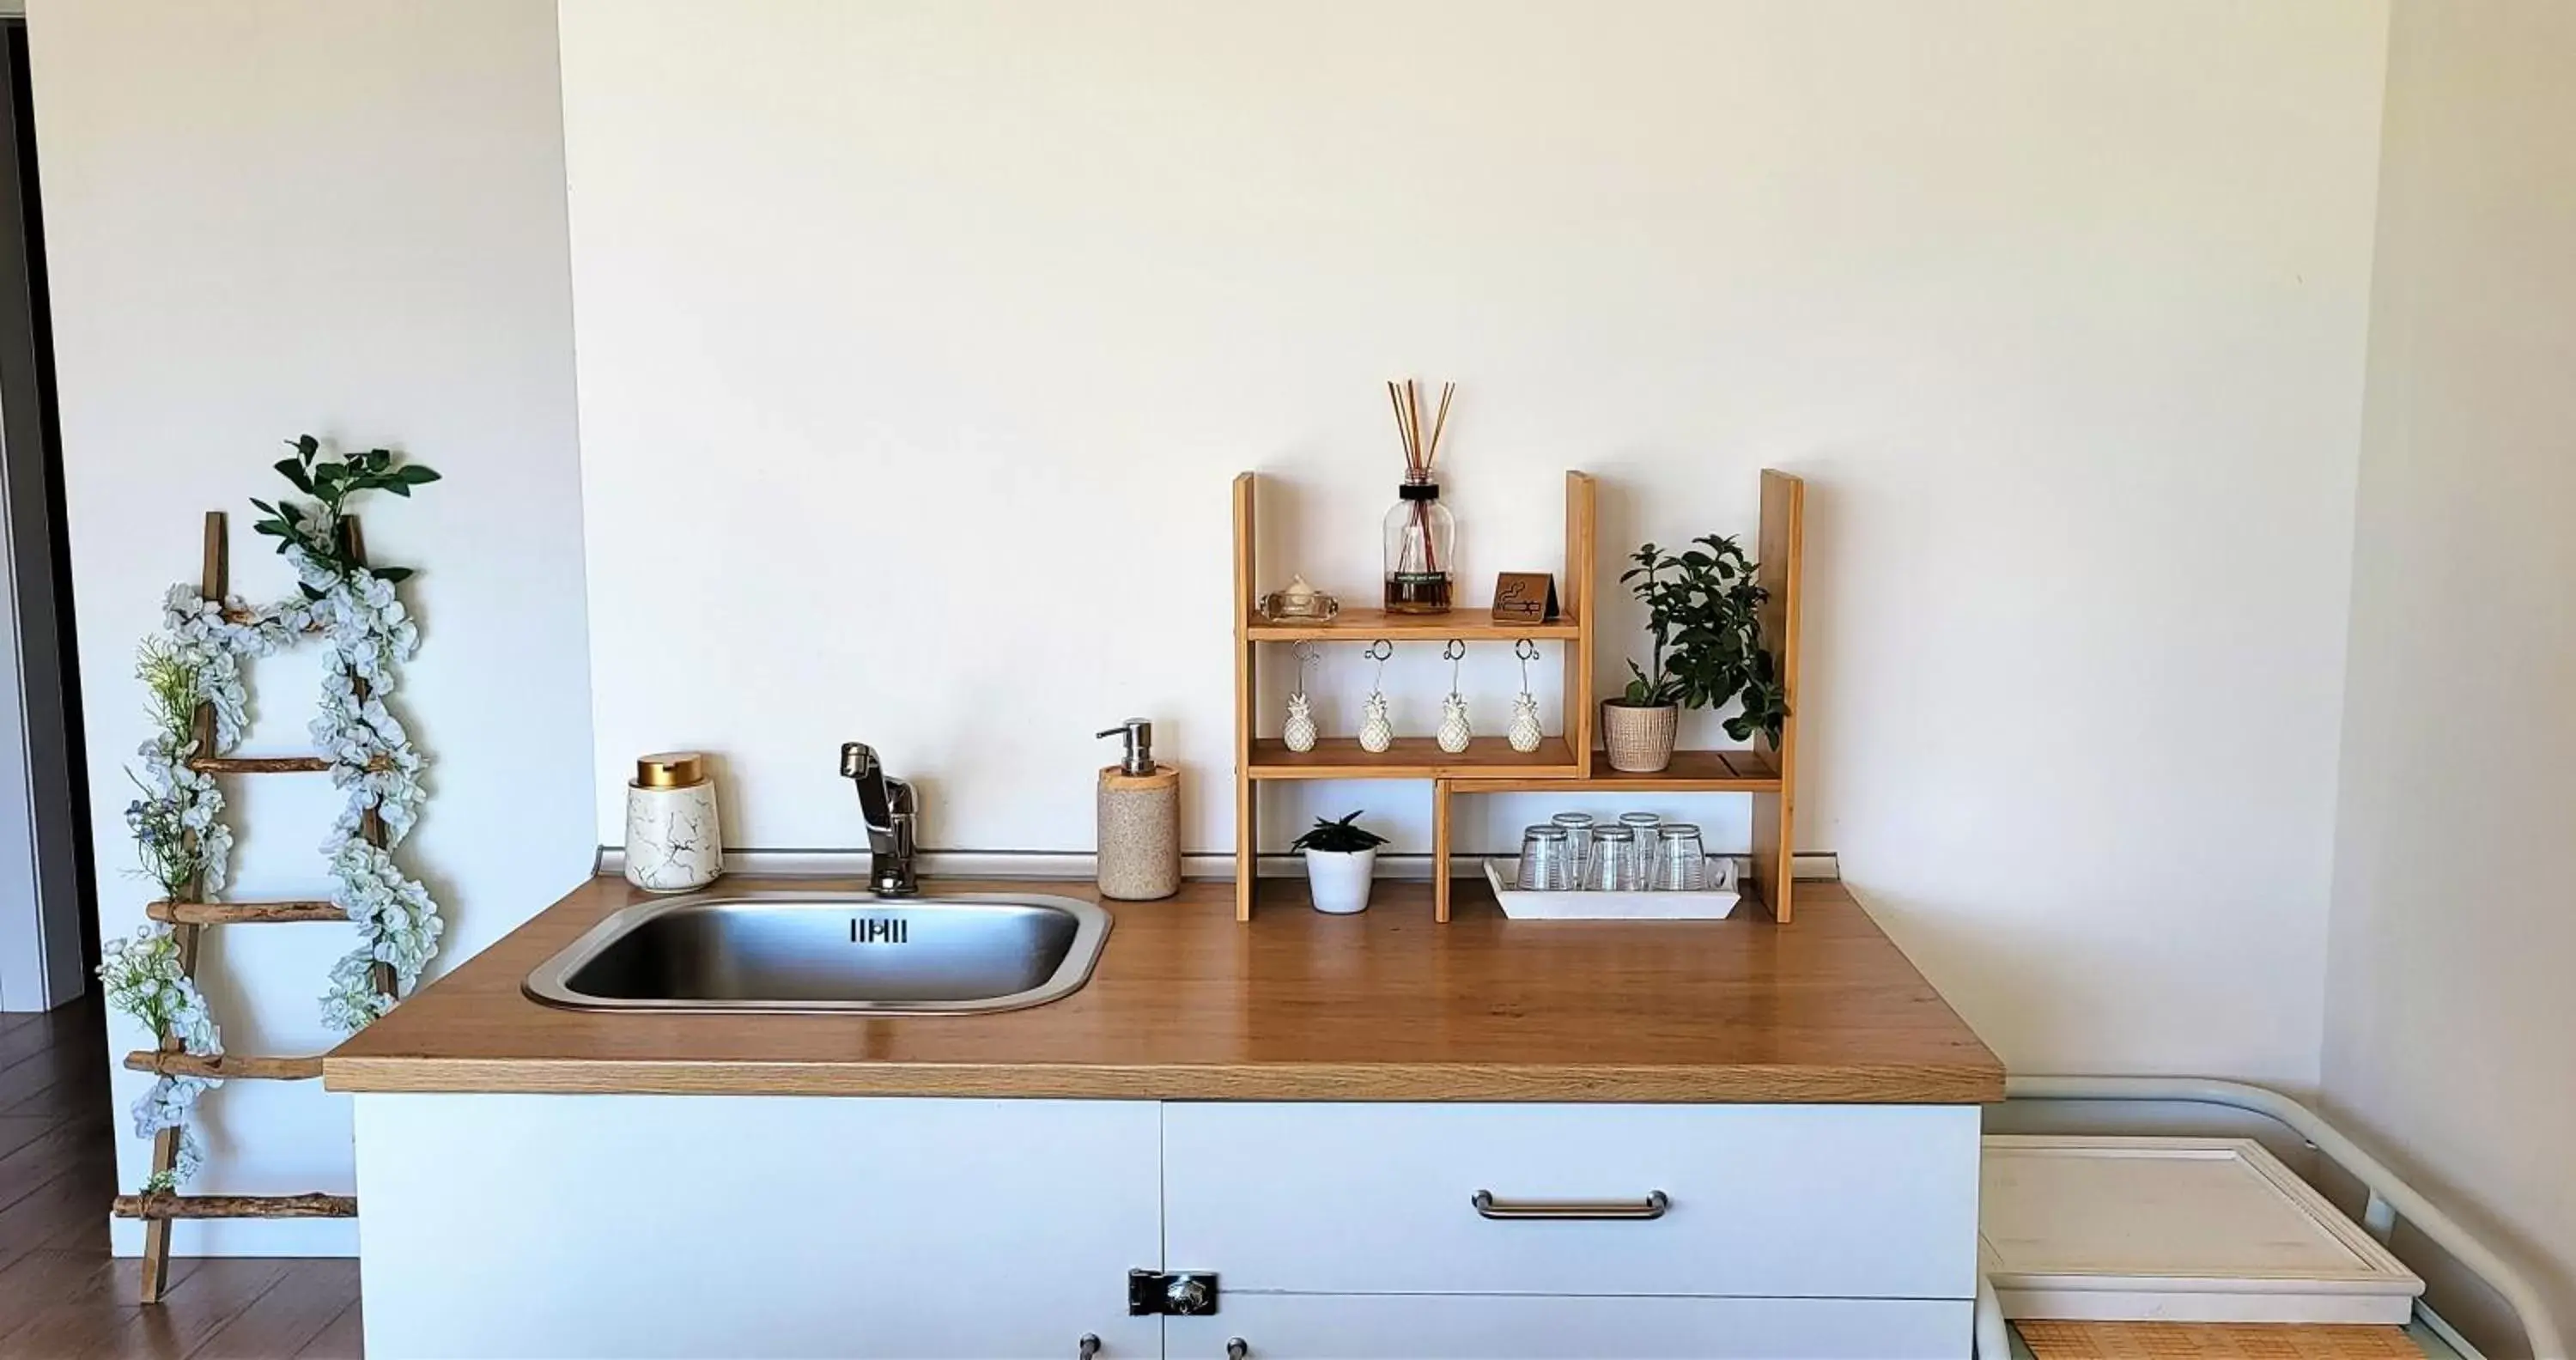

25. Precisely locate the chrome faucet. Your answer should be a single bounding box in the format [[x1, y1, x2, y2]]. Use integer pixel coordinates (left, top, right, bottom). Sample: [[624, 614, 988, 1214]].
[[840, 742, 920, 896]]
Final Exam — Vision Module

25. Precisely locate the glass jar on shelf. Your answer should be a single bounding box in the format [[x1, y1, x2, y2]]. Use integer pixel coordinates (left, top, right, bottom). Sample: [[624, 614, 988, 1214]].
[[1382, 475, 1455, 614]]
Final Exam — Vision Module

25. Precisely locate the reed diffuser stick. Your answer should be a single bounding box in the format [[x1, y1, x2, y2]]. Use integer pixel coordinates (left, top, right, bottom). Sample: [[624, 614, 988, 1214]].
[[1425, 381, 1455, 469], [1409, 381, 1428, 475], [1387, 381, 1413, 470]]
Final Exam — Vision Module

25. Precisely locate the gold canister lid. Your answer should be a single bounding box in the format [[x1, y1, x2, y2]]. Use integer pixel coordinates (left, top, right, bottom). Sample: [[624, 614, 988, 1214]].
[[634, 751, 708, 789]]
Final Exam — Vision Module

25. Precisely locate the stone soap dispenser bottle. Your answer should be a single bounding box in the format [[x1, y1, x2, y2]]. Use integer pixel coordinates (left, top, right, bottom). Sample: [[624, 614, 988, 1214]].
[[1095, 718, 1180, 901]]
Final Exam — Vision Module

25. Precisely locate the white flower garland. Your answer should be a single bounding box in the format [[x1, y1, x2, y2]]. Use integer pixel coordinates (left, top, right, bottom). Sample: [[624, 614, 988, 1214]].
[[106, 464, 438, 1193], [98, 925, 221, 1192]]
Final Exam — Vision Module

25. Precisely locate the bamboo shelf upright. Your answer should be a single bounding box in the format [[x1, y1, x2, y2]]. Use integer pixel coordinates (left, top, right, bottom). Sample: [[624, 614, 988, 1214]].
[[1230, 469, 1805, 924], [111, 511, 382, 1302]]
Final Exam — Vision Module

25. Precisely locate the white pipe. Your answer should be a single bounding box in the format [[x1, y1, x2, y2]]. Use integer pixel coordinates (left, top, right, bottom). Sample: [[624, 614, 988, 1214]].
[[1976, 1271, 2014, 1360], [2001, 1075, 2566, 1360]]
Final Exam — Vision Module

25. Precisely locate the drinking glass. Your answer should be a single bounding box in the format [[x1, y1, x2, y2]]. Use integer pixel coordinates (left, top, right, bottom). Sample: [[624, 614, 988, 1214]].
[[1585, 825, 1648, 892], [1548, 812, 1595, 878], [1650, 823, 1709, 892], [1516, 825, 1577, 891], [1617, 811, 1662, 838]]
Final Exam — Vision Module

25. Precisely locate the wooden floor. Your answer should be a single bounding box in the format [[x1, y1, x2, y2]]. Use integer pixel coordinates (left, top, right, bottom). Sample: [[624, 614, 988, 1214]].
[[0, 996, 361, 1358]]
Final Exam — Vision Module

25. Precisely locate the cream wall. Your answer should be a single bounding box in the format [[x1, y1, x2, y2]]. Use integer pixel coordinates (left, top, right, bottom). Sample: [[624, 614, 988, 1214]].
[[562, 0, 2388, 1083], [29, 0, 594, 1252], [2322, 2, 2576, 1347]]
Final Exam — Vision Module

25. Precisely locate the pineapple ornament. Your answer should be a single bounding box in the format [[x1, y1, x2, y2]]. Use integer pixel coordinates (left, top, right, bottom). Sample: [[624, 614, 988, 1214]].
[[1436, 639, 1473, 754], [1506, 638, 1545, 753], [1282, 643, 1319, 753], [1358, 639, 1395, 753]]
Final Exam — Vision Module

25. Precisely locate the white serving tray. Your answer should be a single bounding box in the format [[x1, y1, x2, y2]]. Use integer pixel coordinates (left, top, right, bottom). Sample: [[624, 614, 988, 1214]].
[[1980, 1135, 2425, 1325], [1480, 856, 1741, 920]]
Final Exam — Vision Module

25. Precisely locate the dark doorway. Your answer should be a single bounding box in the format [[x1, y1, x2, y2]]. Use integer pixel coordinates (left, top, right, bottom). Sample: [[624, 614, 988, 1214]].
[[0, 15, 97, 1013]]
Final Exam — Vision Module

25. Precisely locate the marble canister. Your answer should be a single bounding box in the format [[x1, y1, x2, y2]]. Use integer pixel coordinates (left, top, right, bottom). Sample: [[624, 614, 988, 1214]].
[[625, 751, 722, 893]]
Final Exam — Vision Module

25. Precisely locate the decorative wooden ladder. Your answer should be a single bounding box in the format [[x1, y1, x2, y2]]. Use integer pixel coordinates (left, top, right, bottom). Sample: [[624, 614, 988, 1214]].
[[110, 511, 386, 1302]]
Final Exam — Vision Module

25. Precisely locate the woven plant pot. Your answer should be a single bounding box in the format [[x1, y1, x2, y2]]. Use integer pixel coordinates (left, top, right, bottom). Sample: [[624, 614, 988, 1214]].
[[1601, 701, 1679, 773]]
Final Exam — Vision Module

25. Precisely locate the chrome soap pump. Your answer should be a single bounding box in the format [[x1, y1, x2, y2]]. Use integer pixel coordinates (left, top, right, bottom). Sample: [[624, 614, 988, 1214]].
[[1095, 718, 1179, 901]]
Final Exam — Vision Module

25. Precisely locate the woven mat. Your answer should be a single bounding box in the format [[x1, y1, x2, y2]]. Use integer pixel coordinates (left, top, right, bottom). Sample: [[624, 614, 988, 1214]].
[[2016, 1321, 2426, 1360]]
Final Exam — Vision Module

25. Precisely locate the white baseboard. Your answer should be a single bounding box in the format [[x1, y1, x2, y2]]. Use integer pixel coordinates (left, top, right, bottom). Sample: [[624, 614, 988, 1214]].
[[598, 846, 1841, 882]]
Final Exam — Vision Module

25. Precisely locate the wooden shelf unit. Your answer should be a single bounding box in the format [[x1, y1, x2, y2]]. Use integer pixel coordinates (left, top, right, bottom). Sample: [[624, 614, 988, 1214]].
[[1232, 471, 1597, 919], [1231, 469, 1804, 926]]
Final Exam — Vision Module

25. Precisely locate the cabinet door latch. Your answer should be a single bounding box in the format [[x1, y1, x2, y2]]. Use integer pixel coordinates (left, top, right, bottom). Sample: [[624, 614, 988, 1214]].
[[1127, 1269, 1219, 1316]]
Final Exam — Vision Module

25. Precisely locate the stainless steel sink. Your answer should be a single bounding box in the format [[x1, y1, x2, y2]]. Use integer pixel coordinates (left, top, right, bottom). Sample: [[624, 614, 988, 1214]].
[[521, 889, 1111, 1015]]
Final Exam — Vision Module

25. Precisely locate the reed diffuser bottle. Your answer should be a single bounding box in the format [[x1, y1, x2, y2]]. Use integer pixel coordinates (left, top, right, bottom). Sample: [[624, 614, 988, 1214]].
[[1383, 379, 1456, 614]]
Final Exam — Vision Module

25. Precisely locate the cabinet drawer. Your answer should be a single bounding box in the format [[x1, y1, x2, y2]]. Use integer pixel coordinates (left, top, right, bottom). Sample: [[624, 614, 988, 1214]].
[[1163, 1102, 1980, 1300], [1170, 1296, 1971, 1360]]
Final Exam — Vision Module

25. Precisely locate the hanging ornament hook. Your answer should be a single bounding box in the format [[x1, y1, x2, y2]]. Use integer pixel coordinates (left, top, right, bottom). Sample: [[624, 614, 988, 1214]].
[[1365, 637, 1394, 688]]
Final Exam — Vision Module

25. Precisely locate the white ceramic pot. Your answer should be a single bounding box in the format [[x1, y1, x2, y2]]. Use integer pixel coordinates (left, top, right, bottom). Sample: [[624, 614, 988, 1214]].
[[1303, 847, 1378, 914]]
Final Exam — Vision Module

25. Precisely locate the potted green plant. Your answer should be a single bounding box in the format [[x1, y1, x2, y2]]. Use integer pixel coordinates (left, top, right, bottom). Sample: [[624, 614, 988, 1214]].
[[1606, 534, 1788, 772], [1290, 811, 1390, 914]]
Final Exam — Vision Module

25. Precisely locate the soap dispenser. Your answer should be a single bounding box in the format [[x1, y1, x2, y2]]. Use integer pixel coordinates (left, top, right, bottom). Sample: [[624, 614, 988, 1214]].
[[1095, 718, 1180, 901]]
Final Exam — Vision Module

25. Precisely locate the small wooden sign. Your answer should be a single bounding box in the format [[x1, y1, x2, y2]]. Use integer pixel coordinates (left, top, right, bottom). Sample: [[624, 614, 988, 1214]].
[[1490, 572, 1559, 624]]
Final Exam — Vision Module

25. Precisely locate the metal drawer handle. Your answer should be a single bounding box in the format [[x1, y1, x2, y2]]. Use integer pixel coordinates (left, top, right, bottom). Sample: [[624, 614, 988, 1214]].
[[1472, 1189, 1671, 1220]]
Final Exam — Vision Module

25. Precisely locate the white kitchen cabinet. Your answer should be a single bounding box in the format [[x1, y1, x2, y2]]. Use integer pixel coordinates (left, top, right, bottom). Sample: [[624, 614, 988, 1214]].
[[352, 1096, 1979, 1359], [1168, 1296, 1976, 1360], [351, 1094, 1163, 1359]]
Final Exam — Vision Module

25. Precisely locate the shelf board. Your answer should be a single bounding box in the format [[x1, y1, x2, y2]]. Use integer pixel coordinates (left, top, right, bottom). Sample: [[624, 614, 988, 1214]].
[[1249, 736, 1581, 780], [1455, 748, 1782, 793], [1245, 605, 1581, 642]]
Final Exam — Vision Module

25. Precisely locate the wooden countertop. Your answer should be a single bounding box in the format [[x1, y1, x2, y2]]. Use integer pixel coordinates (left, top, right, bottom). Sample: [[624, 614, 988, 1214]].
[[322, 876, 2002, 1103]]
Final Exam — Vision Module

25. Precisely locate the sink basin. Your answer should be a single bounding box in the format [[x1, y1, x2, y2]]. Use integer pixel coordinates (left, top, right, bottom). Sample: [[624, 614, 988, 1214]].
[[521, 889, 1111, 1015]]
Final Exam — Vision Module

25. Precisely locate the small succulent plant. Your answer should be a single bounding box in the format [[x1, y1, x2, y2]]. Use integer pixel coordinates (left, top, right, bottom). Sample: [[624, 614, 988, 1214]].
[[1289, 811, 1389, 854]]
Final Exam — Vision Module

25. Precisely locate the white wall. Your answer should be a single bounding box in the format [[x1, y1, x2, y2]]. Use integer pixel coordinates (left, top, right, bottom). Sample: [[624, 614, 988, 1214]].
[[2323, 3, 2576, 1347], [563, 0, 2387, 1083], [29, 0, 593, 1253]]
